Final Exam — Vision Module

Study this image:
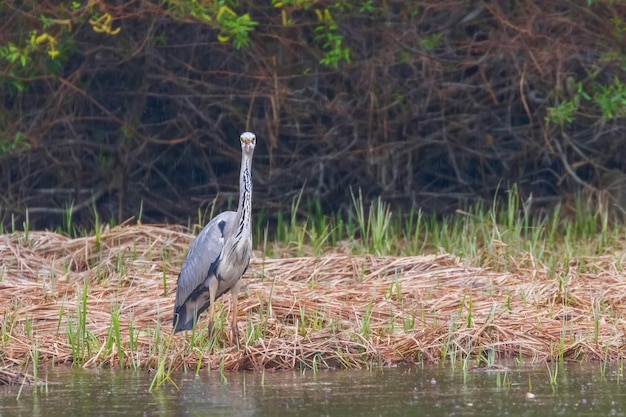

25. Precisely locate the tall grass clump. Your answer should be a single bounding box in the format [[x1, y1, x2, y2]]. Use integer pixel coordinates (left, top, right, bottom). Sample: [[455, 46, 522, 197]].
[[256, 185, 624, 270], [104, 306, 125, 368], [350, 189, 392, 255], [67, 282, 95, 366], [149, 320, 177, 392]]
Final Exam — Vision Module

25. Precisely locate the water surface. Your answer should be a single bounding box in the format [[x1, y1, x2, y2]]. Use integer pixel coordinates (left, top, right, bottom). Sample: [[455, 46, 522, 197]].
[[0, 363, 624, 416]]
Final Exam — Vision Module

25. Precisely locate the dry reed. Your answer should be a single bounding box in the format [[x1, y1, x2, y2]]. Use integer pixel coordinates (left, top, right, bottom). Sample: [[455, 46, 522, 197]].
[[1, 225, 626, 381]]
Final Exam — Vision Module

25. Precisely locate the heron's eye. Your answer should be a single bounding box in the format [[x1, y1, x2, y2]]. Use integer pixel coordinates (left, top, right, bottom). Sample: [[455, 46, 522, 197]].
[[240, 133, 256, 144]]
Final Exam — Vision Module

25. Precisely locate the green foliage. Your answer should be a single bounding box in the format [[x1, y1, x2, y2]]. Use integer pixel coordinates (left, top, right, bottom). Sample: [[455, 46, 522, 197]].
[[0, 13, 72, 100], [313, 8, 350, 68], [0, 42, 32, 68], [545, 80, 589, 126], [418, 33, 444, 51], [216, 7, 258, 49], [272, 0, 316, 7], [358, 0, 376, 13], [593, 77, 626, 118], [162, 1, 257, 49], [0, 132, 30, 156], [610, 16, 626, 36], [547, 16, 626, 125], [0, 31, 59, 67], [545, 76, 626, 125], [274, 1, 353, 67], [163, 0, 214, 22], [545, 100, 578, 126]]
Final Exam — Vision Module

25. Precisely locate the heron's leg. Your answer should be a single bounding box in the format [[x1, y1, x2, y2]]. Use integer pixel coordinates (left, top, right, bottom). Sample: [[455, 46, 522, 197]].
[[207, 277, 219, 337], [230, 279, 241, 343]]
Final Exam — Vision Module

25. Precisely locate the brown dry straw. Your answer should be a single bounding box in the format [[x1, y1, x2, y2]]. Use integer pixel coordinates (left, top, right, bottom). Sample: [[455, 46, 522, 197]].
[[1, 225, 625, 378]]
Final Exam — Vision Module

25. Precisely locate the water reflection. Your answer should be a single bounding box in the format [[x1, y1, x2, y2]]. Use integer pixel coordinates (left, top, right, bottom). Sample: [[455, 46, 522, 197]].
[[0, 364, 624, 416]]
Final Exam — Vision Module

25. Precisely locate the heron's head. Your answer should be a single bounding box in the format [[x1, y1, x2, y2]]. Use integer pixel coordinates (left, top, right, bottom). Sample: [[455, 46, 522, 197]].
[[240, 131, 256, 154]]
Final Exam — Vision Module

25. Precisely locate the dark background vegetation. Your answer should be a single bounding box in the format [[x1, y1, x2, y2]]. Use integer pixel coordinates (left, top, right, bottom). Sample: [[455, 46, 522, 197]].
[[1, 0, 626, 230]]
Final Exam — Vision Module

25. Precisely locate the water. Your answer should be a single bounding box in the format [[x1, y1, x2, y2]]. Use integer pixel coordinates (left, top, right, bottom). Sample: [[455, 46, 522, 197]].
[[0, 364, 624, 416]]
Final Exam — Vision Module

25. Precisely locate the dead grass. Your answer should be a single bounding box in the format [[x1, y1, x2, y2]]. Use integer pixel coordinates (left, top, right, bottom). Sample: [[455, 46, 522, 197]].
[[1, 224, 626, 380]]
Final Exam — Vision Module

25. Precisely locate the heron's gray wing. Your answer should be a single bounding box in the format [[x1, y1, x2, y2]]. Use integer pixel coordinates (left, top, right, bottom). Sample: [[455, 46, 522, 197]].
[[174, 211, 237, 308]]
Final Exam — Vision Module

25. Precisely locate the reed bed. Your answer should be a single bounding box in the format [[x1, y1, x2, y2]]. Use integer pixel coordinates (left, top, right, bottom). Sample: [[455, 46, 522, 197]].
[[1, 224, 626, 382]]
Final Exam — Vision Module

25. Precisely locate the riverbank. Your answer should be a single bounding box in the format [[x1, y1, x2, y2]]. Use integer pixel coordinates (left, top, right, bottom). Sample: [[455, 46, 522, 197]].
[[1, 224, 625, 383]]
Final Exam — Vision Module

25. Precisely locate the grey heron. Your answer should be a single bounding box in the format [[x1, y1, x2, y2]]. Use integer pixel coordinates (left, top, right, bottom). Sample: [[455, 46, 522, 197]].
[[173, 131, 256, 340]]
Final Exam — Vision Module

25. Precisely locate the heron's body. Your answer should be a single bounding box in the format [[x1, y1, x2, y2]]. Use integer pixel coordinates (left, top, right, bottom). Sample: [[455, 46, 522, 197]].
[[173, 132, 256, 337]]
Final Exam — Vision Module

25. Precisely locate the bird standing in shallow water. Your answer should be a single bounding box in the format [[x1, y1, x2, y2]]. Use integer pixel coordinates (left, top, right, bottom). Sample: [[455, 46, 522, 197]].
[[173, 131, 256, 341]]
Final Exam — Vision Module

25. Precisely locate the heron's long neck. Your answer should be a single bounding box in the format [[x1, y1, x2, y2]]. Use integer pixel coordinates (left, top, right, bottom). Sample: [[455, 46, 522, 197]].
[[235, 153, 253, 234]]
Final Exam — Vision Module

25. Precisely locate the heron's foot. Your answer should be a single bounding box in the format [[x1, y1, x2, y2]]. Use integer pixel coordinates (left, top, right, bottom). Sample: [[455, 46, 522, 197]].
[[207, 321, 215, 339]]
